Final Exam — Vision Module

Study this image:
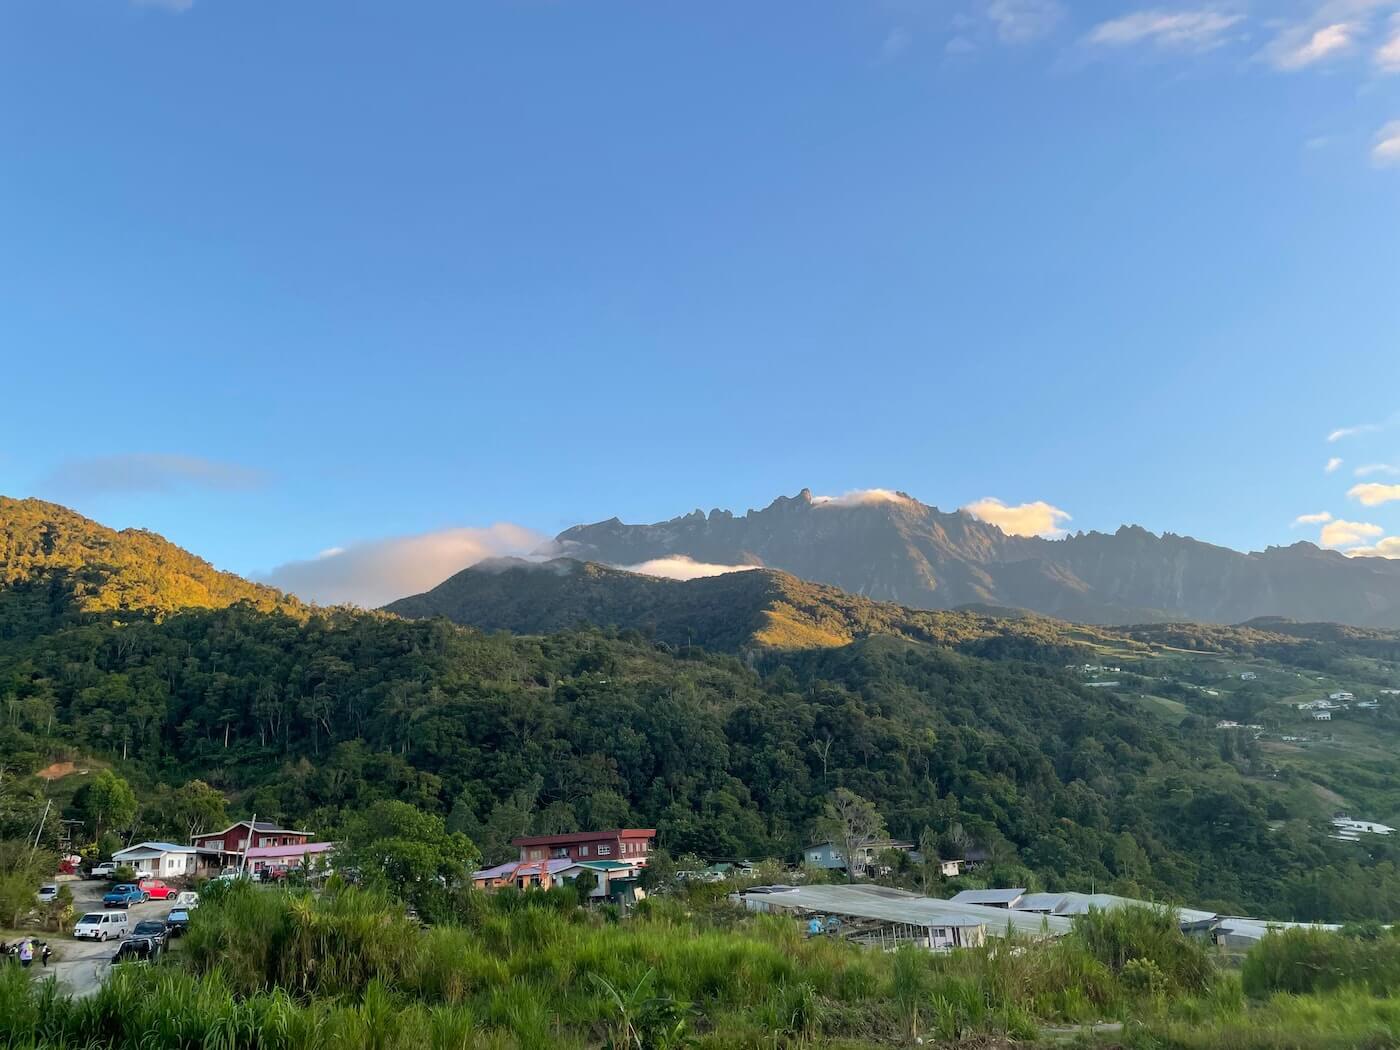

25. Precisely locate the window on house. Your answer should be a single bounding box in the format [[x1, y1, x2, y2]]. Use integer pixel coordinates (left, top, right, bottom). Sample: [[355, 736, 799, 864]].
[[579, 846, 589, 857], [597, 845, 612, 856]]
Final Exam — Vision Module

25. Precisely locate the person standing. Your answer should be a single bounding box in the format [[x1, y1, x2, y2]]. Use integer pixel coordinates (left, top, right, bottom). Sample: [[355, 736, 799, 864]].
[[17, 939, 32, 969], [40, 942, 52, 967]]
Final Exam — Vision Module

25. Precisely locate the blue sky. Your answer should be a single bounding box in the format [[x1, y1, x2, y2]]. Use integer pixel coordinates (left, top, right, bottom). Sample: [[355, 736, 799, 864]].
[[1, 0, 1398, 604]]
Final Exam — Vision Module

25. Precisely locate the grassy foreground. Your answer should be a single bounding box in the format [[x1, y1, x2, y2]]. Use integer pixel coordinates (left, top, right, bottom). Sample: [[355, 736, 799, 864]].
[[1, 885, 1399, 1049]]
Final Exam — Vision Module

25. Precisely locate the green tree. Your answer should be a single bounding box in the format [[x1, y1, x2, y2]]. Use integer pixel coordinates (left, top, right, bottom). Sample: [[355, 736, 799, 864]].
[[340, 800, 479, 922], [572, 868, 599, 900], [170, 779, 229, 840], [76, 770, 137, 843], [815, 788, 886, 883]]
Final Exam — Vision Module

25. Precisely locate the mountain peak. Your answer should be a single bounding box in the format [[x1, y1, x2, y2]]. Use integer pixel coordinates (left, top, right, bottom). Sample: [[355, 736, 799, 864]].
[[555, 491, 1400, 628]]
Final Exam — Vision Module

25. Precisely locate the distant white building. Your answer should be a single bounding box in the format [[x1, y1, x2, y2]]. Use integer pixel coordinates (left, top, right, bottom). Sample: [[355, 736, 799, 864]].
[[1312, 711, 1332, 721], [1332, 818, 1395, 837], [1240, 672, 1258, 681], [1330, 692, 1355, 702], [1297, 699, 1339, 711]]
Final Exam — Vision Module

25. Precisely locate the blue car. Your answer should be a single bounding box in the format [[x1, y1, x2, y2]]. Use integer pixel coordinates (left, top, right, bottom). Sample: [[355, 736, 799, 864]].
[[103, 884, 147, 907]]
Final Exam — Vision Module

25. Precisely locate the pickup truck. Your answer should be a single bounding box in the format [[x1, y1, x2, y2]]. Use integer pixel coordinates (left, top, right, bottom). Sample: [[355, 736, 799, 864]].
[[103, 883, 147, 907], [89, 863, 118, 879]]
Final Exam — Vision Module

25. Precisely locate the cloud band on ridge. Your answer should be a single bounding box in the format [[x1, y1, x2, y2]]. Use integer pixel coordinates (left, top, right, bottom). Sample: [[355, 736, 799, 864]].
[[962, 497, 1072, 538], [262, 523, 548, 607]]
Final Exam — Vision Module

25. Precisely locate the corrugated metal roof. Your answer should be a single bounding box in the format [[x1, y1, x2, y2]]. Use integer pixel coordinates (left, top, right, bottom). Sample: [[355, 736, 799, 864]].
[[1005, 891, 1217, 925], [113, 842, 197, 856], [949, 888, 1026, 906], [473, 858, 578, 880], [245, 842, 335, 859], [1014, 892, 1065, 913], [737, 884, 1071, 937]]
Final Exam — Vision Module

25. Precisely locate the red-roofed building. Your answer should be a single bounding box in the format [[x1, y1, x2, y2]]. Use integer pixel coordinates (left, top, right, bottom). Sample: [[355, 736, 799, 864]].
[[191, 820, 312, 868], [512, 829, 656, 865]]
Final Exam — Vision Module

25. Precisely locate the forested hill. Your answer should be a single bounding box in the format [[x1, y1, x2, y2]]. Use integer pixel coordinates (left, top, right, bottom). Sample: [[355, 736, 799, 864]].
[[3, 600, 1386, 918], [5, 498, 1400, 922], [383, 556, 1106, 659], [0, 496, 302, 637]]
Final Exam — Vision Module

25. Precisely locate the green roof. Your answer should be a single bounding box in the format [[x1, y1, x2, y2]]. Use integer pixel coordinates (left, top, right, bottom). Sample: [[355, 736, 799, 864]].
[[576, 860, 632, 871]]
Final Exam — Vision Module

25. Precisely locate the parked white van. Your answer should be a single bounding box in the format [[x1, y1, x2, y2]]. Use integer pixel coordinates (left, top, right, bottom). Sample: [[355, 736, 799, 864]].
[[74, 910, 129, 941]]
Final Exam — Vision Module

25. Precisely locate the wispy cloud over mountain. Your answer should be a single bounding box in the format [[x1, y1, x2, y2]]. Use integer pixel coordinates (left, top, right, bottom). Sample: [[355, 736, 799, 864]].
[[963, 497, 1072, 538], [263, 523, 547, 607]]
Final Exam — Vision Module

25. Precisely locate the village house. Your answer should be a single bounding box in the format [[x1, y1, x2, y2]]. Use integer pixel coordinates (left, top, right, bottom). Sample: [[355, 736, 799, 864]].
[[472, 855, 647, 904], [190, 819, 316, 871], [1239, 671, 1258, 681], [1313, 711, 1332, 721], [511, 828, 656, 864], [112, 841, 220, 878], [192, 819, 310, 854], [244, 841, 336, 879], [802, 839, 915, 875]]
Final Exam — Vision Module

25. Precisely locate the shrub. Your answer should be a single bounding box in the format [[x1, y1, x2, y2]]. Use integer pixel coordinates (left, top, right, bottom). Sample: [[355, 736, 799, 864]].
[[1241, 927, 1400, 998]]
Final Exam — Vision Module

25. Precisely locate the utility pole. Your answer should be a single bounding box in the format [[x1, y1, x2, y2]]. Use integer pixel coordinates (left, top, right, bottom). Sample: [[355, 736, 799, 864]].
[[30, 799, 52, 859], [238, 813, 255, 879]]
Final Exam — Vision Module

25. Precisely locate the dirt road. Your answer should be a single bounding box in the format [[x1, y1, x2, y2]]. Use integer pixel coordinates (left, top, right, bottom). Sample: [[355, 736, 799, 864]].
[[40, 879, 185, 998]]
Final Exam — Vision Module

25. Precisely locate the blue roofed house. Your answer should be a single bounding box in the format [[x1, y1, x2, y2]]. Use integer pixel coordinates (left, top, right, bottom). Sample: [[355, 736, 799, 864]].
[[802, 839, 915, 876]]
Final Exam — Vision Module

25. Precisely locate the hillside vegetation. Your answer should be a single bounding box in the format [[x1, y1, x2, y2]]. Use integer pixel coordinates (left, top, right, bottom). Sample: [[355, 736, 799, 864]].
[[0, 496, 301, 638], [384, 556, 1110, 660], [5, 498, 1400, 923]]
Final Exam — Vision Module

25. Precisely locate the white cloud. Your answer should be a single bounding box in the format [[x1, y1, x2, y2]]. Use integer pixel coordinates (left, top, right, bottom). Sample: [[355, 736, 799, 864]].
[[946, 35, 978, 54], [882, 27, 912, 61], [1326, 456, 1344, 473], [620, 556, 761, 581], [985, 0, 1065, 44], [36, 453, 263, 497], [1373, 121, 1400, 166], [1348, 482, 1400, 506], [1267, 21, 1362, 69], [1320, 518, 1385, 547], [811, 488, 915, 508], [1328, 414, 1395, 441], [1345, 535, 1400, 558], [1293, 511, 1334, 525], [262, 523, 547, 607], [1356, 463, 1400, 476], [1378, 17, 1400, 68], [962, 497, 1072, 538], [1086, 9, 1245, 51]]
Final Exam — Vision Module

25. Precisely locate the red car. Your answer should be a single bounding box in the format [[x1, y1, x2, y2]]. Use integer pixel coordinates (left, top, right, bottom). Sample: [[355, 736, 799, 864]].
[[137, 878, 175, 900]]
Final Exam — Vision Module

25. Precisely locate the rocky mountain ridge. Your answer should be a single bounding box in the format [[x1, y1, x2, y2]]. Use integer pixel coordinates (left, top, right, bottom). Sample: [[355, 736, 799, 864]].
[[554, 489, 1400, 627]]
